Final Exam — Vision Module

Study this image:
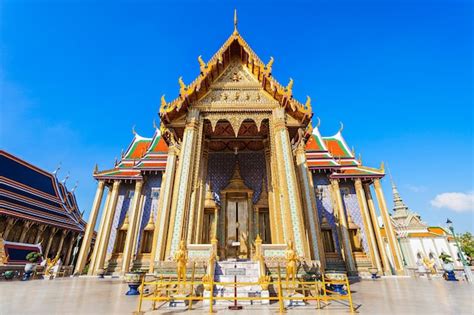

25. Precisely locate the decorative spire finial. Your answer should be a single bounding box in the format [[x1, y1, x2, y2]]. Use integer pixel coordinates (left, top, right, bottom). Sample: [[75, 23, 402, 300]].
[[305, 96, 312, 111], [71, 181, 79, 192], [132, 125, 137, 136], [153, 119, 158, 130], [358, 153, 362, 164], [351, 146, 355, 156], [380, 161, 385, 172], [93, 164, 98, 174], [62, 172, 70, 184], [53, 162, 62, 176], [316, 117, 321, 129], [338, 122, 344, 133], [178, 76, 186, 93], [234, 9, 238, 32], [286, 78, 293, 94], [198, 55, 206, 72], [265, 57, 274, 73]]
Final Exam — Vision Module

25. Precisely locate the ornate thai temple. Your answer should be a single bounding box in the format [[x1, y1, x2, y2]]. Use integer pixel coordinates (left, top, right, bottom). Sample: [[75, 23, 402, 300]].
[[75, 15, 405, 277], [0, 150, 86, 265], [387, 178, 461, 270]]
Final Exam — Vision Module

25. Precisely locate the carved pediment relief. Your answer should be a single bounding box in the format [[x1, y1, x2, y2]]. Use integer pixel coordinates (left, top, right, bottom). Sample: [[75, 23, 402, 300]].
[[196, 59, 277, 107]]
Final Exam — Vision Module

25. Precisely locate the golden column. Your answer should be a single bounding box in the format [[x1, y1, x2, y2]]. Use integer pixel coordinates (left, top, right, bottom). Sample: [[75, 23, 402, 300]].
[[330, 179, 356, 273], [354, 179, 382, 272], [57, 230, 67, 258], [373, 179, 404, 274], [64, 234, 76, 266], [363, 183, 391, 274], [121, 180, 144, 274], [34, 225, 46, 244], [186, 118, 205, 244], [93, 180, 121, 274], [88, 185, 112, 275], [295, 142, 325, 264], [272, 107, 309, 257], [166, 109, 200, 258], [44, 227, 58, 258], [75, 180, 105, 274], [18, 221, 33, 243], [150, 144, 179, 269], [264, 139, 282, 243]]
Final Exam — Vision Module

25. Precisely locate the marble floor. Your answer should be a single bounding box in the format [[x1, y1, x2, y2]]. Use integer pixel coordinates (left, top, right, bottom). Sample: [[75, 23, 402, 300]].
[[0, 276, 472, 314]]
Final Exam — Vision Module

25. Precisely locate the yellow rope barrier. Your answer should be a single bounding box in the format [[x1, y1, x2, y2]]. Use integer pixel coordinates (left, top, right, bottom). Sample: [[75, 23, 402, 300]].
[[134, 271, 355, 314]]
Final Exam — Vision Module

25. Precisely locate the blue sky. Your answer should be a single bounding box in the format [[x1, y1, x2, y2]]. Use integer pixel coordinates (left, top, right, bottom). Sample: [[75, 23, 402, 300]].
[[1, 0, 472, 232]]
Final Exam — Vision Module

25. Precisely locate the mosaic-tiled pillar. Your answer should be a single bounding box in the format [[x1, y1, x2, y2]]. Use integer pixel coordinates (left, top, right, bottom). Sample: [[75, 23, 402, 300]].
[[186, 118, 204, 244], [88, 186, 112, 275], [94, 180, 121, 274], [272, 108, 308, 257], [330, 179, 356, 273], [363, 183, 391, 274], [354, 179, 382, 272], [264, 138, 282, 243], [373, 179, 404, 274], [75, 180, 105, 274], [166, 109, 200, 259], [194, 142, 209, 244], [150, 145, 179, 269], [120, 180, 144, 274], [295, 143, 324, 263]]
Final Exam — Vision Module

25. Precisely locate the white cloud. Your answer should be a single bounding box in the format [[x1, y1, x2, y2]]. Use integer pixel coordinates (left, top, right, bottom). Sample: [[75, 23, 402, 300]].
[[430, 192, 474, 213]]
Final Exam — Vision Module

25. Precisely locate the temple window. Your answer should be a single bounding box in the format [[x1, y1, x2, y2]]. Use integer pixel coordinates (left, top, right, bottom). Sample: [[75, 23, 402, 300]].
[[140, 230, 153, 254]]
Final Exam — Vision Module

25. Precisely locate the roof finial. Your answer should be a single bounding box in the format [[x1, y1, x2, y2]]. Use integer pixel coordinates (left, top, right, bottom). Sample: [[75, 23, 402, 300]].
[[53, 162, 62, 176], [132, 125, 137, 136], [198, 55, 206, 72], [178, 76, 186, 93], [62, 172, 70, 184], [358, 153, 362, 164], [338, 121, 344, 133], [305, 96, 311, 110], [286, 78, 293, 94], [93, 164, 98, 174], [71, 181, 79, 192], [265, 56, 274, 73], [316, 117, 321, 129], [153, 119, 158, 130], [351, 146, 355, 156], [234, 9, 238, 33], [380, 161, 385, 173]]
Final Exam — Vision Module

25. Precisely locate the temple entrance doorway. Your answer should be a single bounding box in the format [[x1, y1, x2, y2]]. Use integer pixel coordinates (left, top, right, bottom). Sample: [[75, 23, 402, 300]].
[[225, 196, 249, 259]]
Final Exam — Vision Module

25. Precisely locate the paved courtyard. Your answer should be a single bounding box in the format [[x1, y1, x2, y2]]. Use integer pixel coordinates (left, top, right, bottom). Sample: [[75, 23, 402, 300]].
[[0, 276, 472, 314]]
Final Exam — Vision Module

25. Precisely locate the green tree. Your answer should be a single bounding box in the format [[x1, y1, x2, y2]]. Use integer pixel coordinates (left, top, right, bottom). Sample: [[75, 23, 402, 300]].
[[458, 232, 474, 258]]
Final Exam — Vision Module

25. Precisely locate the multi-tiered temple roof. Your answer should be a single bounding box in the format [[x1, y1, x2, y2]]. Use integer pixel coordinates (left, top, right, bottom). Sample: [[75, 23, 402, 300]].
[[0, 150, 86, 232], [94, 18, 384, 181]]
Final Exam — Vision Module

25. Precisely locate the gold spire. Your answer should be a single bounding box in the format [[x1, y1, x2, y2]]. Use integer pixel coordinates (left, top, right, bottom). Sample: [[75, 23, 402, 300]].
[[234, 9, 238, 33], [265, 56, 274, 73]]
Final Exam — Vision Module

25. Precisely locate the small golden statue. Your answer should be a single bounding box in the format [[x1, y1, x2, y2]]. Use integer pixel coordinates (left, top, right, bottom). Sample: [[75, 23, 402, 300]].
[[174, 240, 188, 292], [285, 240, 299, 290], [44, 254, 60, 278], [423, 256, 436, 274]]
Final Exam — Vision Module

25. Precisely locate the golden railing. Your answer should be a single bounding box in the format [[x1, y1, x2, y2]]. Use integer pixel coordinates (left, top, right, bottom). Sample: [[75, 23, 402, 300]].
[[134, 264, 355, 314]]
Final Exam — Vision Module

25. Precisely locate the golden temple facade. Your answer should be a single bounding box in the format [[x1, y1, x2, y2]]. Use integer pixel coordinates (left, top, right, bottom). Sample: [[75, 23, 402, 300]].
[[75, 16, 404, 277]]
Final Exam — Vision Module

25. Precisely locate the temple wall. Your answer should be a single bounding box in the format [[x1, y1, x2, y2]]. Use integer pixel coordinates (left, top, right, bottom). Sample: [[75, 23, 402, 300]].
[[312, 173, 341, 253], [135, 175, 162, 255], [207, 152, 266, 204], [339, 181, 370, 254], [106, 183, 133, 254]]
